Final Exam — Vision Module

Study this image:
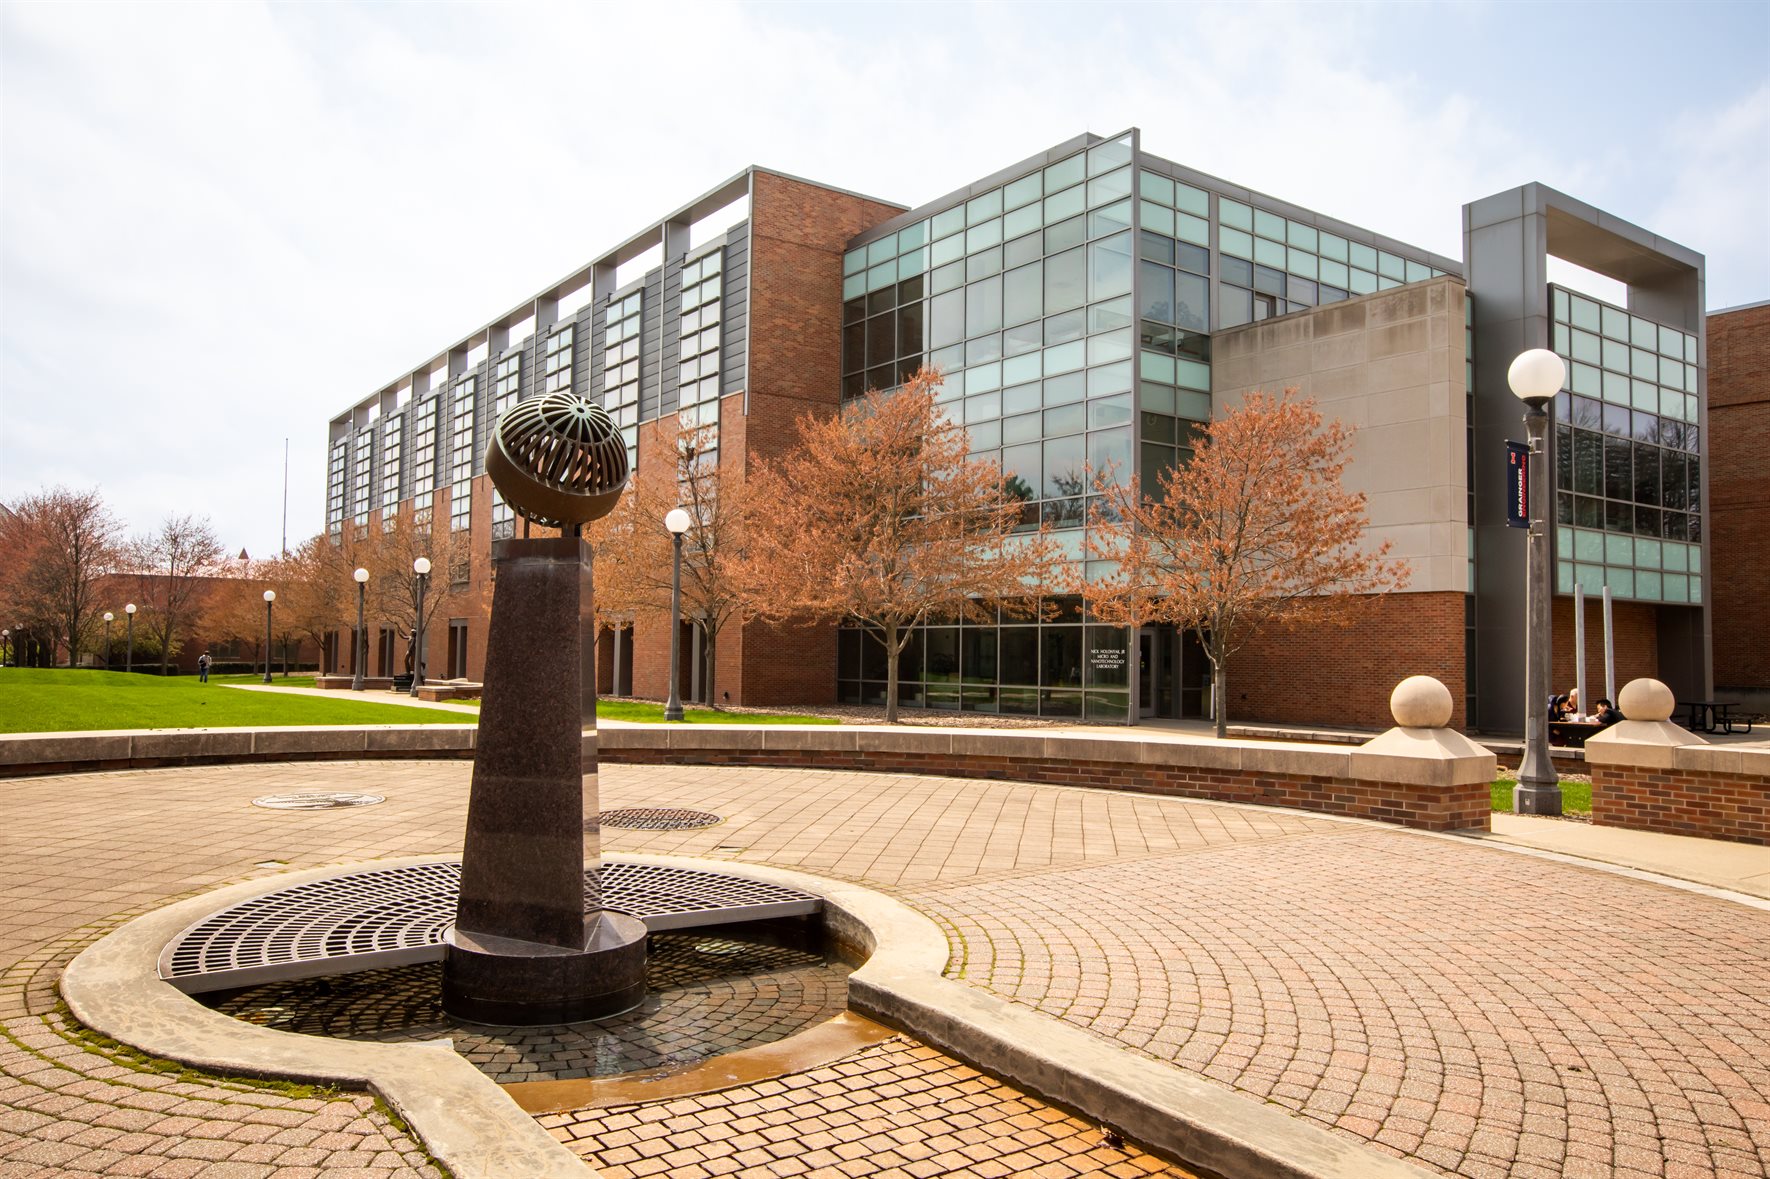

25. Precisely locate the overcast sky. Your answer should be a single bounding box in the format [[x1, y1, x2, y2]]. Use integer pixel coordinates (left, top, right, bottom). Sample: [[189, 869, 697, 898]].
[[3, 0, 1766, 558]]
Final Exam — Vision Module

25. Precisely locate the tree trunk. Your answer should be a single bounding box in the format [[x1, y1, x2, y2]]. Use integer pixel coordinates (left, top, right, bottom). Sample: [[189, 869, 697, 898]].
[[884, 622, 900, 724], [1213, 663, 1228, 740]]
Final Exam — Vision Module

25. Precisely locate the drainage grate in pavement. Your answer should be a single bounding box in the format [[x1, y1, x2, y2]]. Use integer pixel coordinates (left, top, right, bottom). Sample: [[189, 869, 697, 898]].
[[158, 859, 820, 993], [597, 807, 723, 830], [252, 792, 386, 810]]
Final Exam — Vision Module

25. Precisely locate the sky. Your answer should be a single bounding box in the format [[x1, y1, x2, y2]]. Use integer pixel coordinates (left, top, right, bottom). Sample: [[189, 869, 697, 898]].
[[2, 0, 1766, 558]]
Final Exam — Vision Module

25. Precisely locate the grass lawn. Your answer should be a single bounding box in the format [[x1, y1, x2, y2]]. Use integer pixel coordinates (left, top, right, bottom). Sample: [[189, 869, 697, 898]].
[[0, 668, 470, 733], [214, 673, 317, 688], [594, 699, 836, 725], [1491, 778, 1593, 813]]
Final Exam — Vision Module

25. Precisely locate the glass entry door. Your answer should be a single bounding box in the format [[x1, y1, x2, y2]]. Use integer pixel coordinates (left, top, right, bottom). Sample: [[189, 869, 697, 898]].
[[1138, 629, 1157, 718]]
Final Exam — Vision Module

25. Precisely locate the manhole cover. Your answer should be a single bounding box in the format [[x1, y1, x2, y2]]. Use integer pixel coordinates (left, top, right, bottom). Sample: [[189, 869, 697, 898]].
[[252, 792, 386, 810], [597, 807, 722, 831]]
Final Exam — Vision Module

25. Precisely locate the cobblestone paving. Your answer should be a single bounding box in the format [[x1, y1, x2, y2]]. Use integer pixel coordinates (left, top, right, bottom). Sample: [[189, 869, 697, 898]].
[[0, 762, 461, 1178], [213, 933, 850, 1083], [4, 758, 1769, 1178], [540, 1036, 1188, 1179]]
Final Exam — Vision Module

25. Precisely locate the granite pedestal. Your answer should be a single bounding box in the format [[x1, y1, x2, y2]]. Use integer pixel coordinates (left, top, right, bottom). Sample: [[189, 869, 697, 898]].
[[442, 538, 646, 1025]]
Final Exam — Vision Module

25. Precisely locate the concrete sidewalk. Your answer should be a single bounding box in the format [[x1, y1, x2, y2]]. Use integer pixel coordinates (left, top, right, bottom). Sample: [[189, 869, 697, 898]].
[[1479, 813, 1770, 901]]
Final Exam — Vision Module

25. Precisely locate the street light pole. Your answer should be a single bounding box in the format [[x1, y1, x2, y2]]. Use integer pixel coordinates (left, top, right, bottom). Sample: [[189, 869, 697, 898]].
[[1, 629, 9, 668], [1509, 348, 1567, 816], [352, 567, 370, 691], [261, 591, 276, 684], [663, 508, 692, 722], [410, 557, 430, 697], [124, 604, 136, 674], [103, 613, 113, 668]]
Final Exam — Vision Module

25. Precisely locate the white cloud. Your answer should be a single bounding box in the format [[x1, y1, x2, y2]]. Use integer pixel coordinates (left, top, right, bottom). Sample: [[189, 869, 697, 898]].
[[2, 0, 1764, 556]]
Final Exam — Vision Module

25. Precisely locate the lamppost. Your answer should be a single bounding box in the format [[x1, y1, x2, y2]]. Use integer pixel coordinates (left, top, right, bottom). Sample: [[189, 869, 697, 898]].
[[1510, 347, 1568, 816], [663, 507, 692, 722], [352, 567, 370, 691], [410, 556, 430, 697], [1, 628, 9, 668], [124, 603, 136, 673], [261, 590, 276, 684], [103, 613, 113, 668]]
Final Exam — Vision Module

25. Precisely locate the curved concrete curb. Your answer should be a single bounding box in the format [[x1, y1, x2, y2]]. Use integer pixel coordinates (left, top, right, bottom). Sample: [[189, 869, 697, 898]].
[[64, 853, 1435, 1179], [0, 724, 478, 777], [61, 856, 587, 1179]]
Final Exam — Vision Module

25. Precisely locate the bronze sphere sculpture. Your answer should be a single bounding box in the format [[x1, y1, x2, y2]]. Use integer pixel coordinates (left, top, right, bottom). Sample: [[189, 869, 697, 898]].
[[484, 393, 629, 530]]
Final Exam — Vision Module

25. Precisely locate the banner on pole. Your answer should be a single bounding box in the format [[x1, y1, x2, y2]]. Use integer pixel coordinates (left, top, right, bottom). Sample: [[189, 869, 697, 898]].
[[1505, 441, 1530, 528]]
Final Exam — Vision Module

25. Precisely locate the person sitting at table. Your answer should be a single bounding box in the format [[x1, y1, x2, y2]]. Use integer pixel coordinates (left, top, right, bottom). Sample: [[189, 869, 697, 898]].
[[1564, 687, 1582, 721], [1593, 698, 1624, 727], [1549, 693, 1572, 721]]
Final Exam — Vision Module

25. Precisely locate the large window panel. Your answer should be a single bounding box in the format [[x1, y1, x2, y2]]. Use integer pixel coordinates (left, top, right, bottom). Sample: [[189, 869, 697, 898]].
[[1044, 246, 1087, 314], [1086, 232, 1133, 301], [1003, 262, 1043, 327], [966, 274, 1003, 338]]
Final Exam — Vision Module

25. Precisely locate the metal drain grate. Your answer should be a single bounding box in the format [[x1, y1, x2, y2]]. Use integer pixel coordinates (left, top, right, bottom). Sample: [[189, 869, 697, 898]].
[[597, 807, 722, 830], [252, 792, 386, 810], [158, 859, 820, 994]]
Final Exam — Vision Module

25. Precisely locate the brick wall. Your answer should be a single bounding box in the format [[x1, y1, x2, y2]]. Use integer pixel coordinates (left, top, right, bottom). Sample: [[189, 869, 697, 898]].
[[1591, 762, 1770, 846], [1550, 596, 1658, 708], [599, 743, 1491, 832], [1230, 590, 1466, 730], [1708, 303, 1770, 690]]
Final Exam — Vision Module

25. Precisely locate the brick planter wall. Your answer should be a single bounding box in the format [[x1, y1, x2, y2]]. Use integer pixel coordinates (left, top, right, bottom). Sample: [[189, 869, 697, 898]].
[[598, 730, 1493, 832], [1587, 748, 1770, 846]]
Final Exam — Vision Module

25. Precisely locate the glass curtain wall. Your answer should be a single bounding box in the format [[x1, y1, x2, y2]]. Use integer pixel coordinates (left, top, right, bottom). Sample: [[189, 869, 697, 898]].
[[837, 134, 1453, 718], [1550, 284, 1703, 605]]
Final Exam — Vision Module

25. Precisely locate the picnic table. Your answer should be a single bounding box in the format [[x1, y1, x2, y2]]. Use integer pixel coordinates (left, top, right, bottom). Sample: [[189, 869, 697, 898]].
[[1681, 700, 1754, 735], [1549, 720, 1603, 748]]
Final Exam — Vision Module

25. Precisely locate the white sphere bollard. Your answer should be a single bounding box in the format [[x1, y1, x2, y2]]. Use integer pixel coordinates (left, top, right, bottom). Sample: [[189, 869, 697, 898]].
[[1390, 675, 1453, 729], [1617, 678, 1675, 722]]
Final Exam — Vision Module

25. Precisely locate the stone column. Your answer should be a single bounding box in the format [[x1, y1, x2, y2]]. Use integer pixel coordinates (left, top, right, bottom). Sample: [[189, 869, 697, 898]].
[[442, 537, 646, 1025]]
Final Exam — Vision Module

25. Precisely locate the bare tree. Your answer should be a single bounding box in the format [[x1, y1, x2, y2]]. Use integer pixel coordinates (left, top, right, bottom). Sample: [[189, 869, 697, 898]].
[[0, 487, 124, 667], [128, 514, 226, 673], [367, 512, 470, 676], [1082, 389, 1410, 737], [741, 369, 1064, 722]]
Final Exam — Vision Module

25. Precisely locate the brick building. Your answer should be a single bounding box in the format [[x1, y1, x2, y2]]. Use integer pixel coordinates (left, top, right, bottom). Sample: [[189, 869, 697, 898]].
[[324, 130, 1717, 733], [1707, 301, 1770, 712]]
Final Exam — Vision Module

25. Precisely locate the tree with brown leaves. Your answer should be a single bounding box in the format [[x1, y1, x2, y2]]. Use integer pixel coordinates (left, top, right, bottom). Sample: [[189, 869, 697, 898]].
[[366, 512, 471, 676], [1081, 389, 1410, 737], [741, 369, 1064, 723], [0, 486, 124, 667], [127, 513, 227, 673], [590, 423, 748, 707]]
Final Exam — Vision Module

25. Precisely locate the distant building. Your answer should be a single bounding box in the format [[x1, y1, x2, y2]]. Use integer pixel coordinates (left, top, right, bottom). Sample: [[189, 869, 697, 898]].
[[324, 129, 1714, 732]]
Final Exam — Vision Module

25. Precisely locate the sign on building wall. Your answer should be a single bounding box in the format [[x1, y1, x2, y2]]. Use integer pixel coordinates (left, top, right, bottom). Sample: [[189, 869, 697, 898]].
[[1505, 441, 1530, 529]]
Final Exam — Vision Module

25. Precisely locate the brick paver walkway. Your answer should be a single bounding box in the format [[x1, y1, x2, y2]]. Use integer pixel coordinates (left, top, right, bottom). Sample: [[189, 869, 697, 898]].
[[3, 758, 1768, 1177]]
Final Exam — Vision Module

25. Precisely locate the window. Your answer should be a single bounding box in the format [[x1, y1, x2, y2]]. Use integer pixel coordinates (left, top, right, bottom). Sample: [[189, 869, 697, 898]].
[[449, 377, 476, 533], [545, 325, 573, 396], [351, 431, 373, 526], [602, 290, 642, 465], [326, 438, 347, 541], [410, 397, 439, 499], [678, 252, 723, 412], [379, 413, 402, 517], [494, 352, 521, 417], [491, 486, 514, 541]]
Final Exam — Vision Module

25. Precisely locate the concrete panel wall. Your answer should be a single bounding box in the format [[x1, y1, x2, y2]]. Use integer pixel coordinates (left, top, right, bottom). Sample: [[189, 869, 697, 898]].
[[1210, 277, 1468, 595]]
